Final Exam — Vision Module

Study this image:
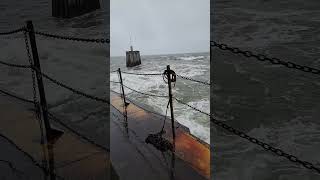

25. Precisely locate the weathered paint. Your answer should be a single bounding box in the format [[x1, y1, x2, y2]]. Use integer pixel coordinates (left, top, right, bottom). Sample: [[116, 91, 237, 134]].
[[126, 51, 142, 67], [111, 91, 210, 179]]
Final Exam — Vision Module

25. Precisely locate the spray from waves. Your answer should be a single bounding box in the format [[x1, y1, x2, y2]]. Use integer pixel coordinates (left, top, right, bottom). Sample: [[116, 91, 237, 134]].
[[110, 53, 210, 144], [178, 56, 205, 61]]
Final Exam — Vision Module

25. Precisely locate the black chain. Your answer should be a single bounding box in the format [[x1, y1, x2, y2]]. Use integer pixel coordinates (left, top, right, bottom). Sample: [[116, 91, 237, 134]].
[[211, 41, 320, 75], [121, 71, 163, 76], [111, 90, 168, 118], [0, 27, 26, 35], [110, 80, 121, 84], [0, 133, 65, 180], [0, 59, 31, 68], [23, 30, 49, 171], [32, 30, 110, 44], [210, 117, 320, 174], [122, 84, 168, 98], [174, 97, 210, 116], [176, 74, 210, 86], [0, 160, 26, 177], [0, 88, 34, 104], [47, 112, 109, 152], [174, 97, 320, 174], [31, 66, 110, 104]]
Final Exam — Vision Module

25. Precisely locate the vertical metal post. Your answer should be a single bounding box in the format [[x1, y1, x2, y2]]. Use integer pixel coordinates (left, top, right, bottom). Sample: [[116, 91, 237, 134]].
[[166, 65, 176, 179], [118, 68, 128, 107], [26, 21, 52, 139], [166, 65, 176, 141], [26, 20, 56, 180]]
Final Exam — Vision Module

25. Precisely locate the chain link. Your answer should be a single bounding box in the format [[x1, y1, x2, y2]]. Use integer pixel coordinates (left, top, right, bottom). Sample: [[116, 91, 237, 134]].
[[23, 30, 50, 172], [31, 30, 109, 44], [47, 112, 109, 152], [0, 133, 65, 180], [122, 84, 168, 98], [121, 71, 163, 76], [110, 80, 121, 84], [176, 74, 210, 86], [0, 59, 31, 68], [31, 66, 109, 104], [0, 27, 26, 35], [0, 88, 34, 104], [110, 70, 118, 73], [211, 41, 320, 75], [174, 96, 320, 174]]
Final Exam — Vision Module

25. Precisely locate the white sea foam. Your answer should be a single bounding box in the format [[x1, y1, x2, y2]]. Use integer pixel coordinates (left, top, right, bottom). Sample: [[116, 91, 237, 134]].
[[178, 56, 205, 61], [111, 53, 210, 143]]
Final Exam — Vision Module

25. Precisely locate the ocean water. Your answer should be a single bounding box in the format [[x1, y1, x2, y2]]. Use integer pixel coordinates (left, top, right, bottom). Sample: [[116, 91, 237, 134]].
[[212, 0, 320, 179], [0, 1, 109, 179], [110, 52, 210, 144]]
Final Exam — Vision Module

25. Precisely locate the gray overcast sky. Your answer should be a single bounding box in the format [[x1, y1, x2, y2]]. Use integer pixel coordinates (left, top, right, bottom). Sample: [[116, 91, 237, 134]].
[[110, 0, 209, 56]]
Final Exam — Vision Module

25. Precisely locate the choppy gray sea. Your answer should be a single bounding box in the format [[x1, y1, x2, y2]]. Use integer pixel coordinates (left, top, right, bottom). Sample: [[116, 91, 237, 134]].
[[111, 53, 210, 143], [212, 0, 320, 179]]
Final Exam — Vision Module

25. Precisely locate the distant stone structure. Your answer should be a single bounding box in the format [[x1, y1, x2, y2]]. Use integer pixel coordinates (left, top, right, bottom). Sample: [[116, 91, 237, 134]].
[[126, 46, 141, 67], [52, 0, 100, 18]]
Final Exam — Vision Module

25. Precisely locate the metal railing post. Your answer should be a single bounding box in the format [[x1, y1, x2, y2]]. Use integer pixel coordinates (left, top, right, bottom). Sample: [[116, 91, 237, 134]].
[[166, 65, 176, 141], [26, 21, 52, 138], [166, 65, 176, 179], [118, 68, 129, 107], [26, 20, 56, 180]]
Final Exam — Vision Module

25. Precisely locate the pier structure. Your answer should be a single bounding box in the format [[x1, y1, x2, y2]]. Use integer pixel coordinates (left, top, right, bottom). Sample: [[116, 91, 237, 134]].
[[126, 46, 142, 67], [110, 91, 210, 180], [52, 0, 101, 18]]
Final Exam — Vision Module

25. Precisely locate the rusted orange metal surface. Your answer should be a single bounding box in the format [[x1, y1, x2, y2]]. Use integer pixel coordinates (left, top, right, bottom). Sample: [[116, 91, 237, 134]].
[[0, 97, 109, 179], [111, 92, 210, 179]]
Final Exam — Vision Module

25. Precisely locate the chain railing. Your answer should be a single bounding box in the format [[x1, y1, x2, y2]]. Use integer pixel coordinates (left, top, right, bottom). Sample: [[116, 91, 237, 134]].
[[0, 27, 26, 35], [2, 22, 320, 176], [0, 20, 110, 179], [211, 40, 320, 75], [211, 40, 320, 174], [111, 63, 320, 175]]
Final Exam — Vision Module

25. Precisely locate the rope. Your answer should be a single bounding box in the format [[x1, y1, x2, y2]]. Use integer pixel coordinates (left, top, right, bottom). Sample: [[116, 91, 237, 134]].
[[211, 41, 320, 75], [174, 97, 320, 174], [176, 74, 210, 86], [122, 84, 168, 98], [0, 27, 26, 35], [0, 59, 31, 68], [160, 100, 171, 133], [32, 30, 109, 44]]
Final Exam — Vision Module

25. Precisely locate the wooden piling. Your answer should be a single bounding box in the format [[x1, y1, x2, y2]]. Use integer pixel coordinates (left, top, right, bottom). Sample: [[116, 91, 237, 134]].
[[126, 46, 141, 67], [52, 0, 101, 18]]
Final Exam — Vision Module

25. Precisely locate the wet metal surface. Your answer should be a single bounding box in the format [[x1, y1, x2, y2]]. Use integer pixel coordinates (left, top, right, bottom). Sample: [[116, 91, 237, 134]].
[[110, 92, 210, 180], [0, 95, 109, 180]]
